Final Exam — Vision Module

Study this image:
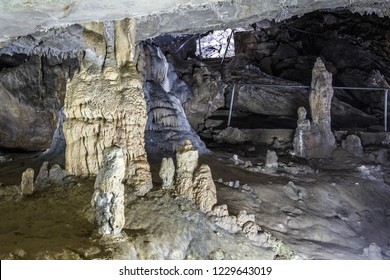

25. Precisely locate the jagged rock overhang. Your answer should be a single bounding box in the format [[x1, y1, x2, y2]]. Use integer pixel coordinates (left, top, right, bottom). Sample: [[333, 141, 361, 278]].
[[1, 0, 390, 44]]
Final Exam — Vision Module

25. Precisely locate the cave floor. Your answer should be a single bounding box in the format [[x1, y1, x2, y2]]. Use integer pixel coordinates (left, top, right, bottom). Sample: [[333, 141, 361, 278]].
[[0, 145, 390, 260]]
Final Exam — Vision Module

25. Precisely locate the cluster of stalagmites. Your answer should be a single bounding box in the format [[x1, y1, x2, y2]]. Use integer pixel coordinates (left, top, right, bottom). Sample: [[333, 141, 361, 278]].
[[19, 162, 69, 196], [158, 140, 270, 247], [159, 139, 217, 213], [293, 58, 336, 159]]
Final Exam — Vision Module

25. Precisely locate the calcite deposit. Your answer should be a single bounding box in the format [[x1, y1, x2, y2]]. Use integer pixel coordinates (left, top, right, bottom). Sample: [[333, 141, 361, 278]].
[[293, 58, 336, 158], [192, 164, 218, 213], [174, 140, 199, 199], [63, 21, 152, 196], [21, 168, 34, 195], [159, 157, 175, 190], [158, 140, 217, 213], [92, 146, 126, 235]]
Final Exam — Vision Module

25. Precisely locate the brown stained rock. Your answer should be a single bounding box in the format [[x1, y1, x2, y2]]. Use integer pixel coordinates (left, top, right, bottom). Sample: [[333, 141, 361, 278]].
[[92, 146, 126, 235], [21, 168, 34, 195], [159, 157, 175, 190], [192, 164, 217, 213]]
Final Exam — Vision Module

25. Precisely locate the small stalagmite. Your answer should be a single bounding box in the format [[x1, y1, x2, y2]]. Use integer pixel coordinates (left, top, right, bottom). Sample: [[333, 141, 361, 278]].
[[265, 150, 278, 173], [159, 157, 175, 190], [175, 140, 199, 199], [342, 134, 364, 157], [21, 168, 34, 195], [170, 139, 217, 213], [92, 146, 126, 235], [192, 164, 217, 213]]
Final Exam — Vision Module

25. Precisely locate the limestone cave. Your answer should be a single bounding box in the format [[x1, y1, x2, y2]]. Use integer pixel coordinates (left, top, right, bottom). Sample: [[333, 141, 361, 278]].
[[0, 0, 390, 260]]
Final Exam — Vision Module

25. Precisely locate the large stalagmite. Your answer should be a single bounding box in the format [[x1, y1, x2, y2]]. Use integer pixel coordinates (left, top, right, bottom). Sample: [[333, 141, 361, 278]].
[[63, 20, 152, 196], [92, 146, 125, 235], [293, 58, 336, 158]]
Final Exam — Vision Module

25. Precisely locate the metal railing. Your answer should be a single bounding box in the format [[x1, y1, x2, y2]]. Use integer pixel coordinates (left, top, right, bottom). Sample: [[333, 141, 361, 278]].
[[227, 83, 390, 132]]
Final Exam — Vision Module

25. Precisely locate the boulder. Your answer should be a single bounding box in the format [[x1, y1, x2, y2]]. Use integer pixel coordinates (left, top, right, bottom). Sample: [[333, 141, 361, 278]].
[[341, 135, 364, 157]]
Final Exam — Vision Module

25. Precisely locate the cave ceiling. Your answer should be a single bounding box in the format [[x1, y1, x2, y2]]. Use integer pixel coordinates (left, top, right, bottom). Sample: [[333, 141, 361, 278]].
[[1, 0, 390, 44]]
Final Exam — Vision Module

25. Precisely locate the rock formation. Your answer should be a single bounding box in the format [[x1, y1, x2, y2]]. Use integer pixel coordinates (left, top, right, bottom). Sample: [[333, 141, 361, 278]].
[[49, 164, 68, 185], [293, 107, 311, 157], [21, 168, 34, 195], [63, 21, 152, 196], [214, 127, 249, 144], [265, 150, 278, 173], [35, 162, 50, 190], [342, 135, 364, 157], [159, 158, 175, 190], [160, 140, 217, 213], [34, 162, 68, 189], [92, 146, 126, 235], [192, 165, 218, 213], [293, 58, 336, 158], [140, 43, 206, 154], [0, 56, 71, 151], [174, 140, 199, 199]]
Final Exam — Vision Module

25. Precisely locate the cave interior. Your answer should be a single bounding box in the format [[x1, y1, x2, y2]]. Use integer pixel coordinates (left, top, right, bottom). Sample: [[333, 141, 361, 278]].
[[0, 3, 390, 260]]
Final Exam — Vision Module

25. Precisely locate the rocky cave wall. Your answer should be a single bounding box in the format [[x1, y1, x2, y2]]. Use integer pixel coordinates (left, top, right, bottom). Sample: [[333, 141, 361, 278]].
[[0, 53, 77, 151], [233, 11, 390, 127]]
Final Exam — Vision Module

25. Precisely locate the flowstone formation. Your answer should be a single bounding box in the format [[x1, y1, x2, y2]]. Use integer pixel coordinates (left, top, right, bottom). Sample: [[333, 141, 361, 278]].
[[63, 21, 152, 196], [293, 58, 336, 158], [92, 146, 126, 235], [139, 43, 206, 154]]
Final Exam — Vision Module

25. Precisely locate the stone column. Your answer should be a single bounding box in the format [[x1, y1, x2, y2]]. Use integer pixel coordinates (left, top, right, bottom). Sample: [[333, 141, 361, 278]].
[[63, 20, 152, 196]]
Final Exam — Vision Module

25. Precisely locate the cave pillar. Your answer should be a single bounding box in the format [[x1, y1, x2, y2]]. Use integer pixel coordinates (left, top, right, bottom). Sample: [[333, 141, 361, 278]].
[[63, 20, 152, 196], [293, 58, 336, 158]]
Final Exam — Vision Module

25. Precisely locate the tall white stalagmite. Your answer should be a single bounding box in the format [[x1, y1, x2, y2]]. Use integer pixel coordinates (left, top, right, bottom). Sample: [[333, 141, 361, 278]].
[[92, 146, 126, 235]]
